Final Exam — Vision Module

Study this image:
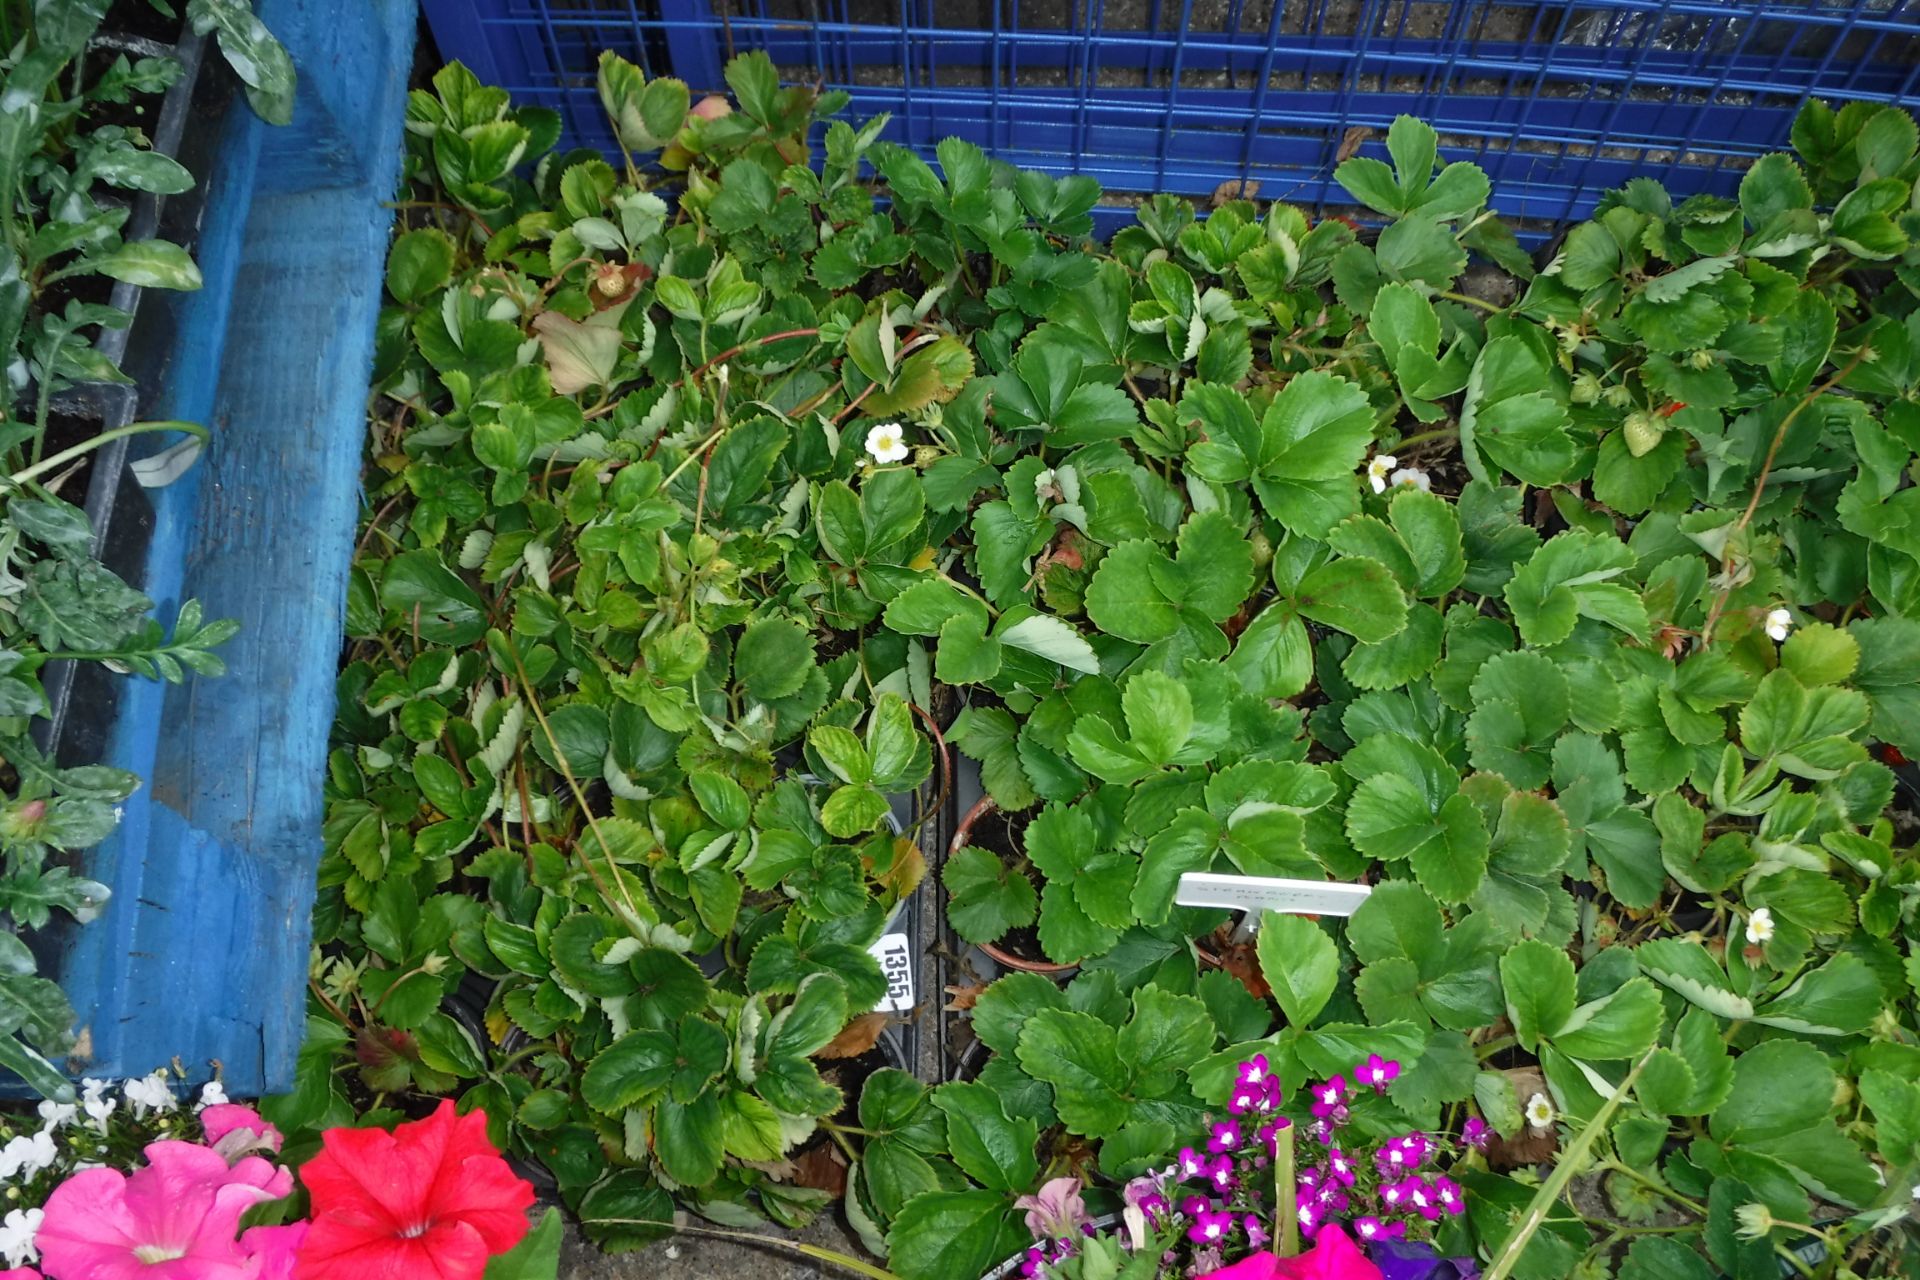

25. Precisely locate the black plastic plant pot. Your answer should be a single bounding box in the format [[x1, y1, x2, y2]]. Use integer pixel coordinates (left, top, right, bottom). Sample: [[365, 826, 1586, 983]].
[[32, 28, 209, 768], [950, 792, 1079, 981], [6, 0, 418, 1098]]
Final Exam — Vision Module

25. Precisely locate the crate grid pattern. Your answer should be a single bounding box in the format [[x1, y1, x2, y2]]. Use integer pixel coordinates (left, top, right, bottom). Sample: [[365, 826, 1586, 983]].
[[424, 1, 1920, 231]]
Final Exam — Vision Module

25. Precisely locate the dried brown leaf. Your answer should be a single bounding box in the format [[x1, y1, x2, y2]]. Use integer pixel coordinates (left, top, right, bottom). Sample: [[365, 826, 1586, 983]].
[[816, 1011, 890, 1060], [1336, 125, 1373, 165]]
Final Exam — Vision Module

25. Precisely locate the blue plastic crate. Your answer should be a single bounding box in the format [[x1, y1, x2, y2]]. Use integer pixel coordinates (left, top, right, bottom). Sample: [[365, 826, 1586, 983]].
[[421, 1, 1919, 234]]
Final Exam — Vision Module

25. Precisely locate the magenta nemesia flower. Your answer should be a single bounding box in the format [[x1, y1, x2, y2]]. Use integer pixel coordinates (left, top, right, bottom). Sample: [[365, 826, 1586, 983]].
[[1309, 1075, 1348, 1119], [1377, 1132, 1429, 1174], [1123, 1173, 1169, 1223], [1016, 1177, 1090, 1240], [1355, 1054, 1400, 1092], [34, 1140, 290, 1280], [1460, 1116, 1489, 1150], [1205, 1154, 1237, 1192], [1244, 1216, 1268, 1249], [1433, 1176, 1465, 1216], [1187, 1208, 1233, 1246], [1326, 1146, 1357, 1187], [1257, 1117, 1291, 1156], [1177, 1146, 1208, 1180], [1208, 1120, 1242, 1154], [1237, 1054, 1272, 1089], [1401, 1176, 1443, 1222]]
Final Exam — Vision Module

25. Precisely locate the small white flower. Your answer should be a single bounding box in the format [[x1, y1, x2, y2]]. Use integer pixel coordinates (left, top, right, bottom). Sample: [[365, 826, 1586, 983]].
[[197, 1080, 229, 1110], [864, 421, 909, 464], [1746, 906, 1775, 945], [82, 1093, 116, 1130], [1366, 453, 1397, 494], [0, 1206, 42, 1268], [122, 1071, 176, 1118], [1911, 1182, 1919, 1203], [1389, 467, 1433, 493], [1524, 1091, 1555, 1131], [0, 1130, 56, 1180], [1765, 608, 1793, 642], [1734, 1202, 1775, 1242], [36, 1099, 75, 1130]]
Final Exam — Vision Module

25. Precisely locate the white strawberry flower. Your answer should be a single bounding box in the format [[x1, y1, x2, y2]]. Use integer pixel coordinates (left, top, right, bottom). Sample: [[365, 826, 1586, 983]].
[[1389, 467, 1433, 493], [1365, 453, 1397, 494], [1765, 608, 1793, 642], [1746, 906, 1775, 945], [864, 421, 909, 463], [1524, 1091, 1555, 1131]]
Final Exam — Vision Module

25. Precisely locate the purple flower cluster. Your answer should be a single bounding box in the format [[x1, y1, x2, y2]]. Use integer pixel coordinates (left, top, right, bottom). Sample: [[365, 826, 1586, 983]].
[[1294, 1059, 1467, 1247], [1014, 1052, 1483, 1279]]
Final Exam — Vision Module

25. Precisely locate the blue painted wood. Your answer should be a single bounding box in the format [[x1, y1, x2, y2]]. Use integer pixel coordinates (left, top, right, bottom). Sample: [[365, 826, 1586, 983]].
[[47, 0, 416, 1096]]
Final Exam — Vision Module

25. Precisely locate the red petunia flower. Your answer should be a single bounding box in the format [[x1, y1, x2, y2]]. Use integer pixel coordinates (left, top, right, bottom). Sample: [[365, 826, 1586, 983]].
[[294, 1103, 532, 1280]]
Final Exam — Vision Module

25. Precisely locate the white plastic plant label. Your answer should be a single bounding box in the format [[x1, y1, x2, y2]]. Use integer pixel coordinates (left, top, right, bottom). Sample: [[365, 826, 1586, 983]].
[[1174, 872, 1373, 919], [869, 931, 915, 1012]]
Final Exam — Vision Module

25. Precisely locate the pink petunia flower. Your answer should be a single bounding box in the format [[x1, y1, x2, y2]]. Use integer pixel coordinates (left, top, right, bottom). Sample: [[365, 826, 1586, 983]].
[[1197, 1223, 1387, 1277], [34, 1140, 291, 1280], [241, 1223, 308, 1280], [201, 1105, 285, 1164]]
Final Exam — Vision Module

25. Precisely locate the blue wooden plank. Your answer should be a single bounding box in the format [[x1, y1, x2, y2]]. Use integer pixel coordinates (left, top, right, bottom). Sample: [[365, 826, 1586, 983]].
[[47, 0, 416, 1096]]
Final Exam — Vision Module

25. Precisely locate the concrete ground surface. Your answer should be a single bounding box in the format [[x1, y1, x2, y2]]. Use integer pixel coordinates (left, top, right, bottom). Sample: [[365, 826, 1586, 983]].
[[560, 1215, 875, 1280]]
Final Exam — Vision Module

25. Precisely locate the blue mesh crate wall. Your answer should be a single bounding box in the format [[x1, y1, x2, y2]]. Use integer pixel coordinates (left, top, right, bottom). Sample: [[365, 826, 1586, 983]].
[[424, 2, 1920, 231]]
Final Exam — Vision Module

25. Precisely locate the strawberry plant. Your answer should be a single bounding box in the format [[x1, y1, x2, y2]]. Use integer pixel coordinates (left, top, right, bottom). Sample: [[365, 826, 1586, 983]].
[[303, 45, 1920, 1280]]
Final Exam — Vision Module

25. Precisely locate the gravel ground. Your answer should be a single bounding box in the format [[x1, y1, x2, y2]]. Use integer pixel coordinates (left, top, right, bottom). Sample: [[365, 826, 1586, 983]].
[[559, 1214, 875, 1280]]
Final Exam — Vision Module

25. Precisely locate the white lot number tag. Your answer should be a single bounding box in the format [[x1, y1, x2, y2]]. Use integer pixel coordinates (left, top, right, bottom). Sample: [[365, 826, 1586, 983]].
[[869, 932, 915, 1012], [1174, 872, 1372, 919]]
